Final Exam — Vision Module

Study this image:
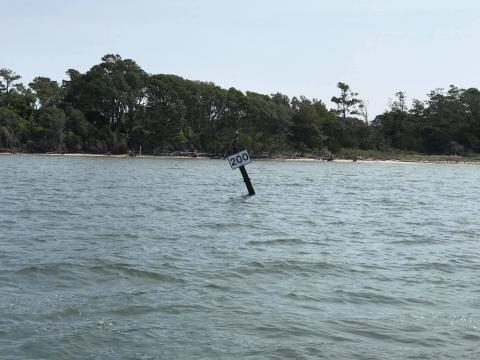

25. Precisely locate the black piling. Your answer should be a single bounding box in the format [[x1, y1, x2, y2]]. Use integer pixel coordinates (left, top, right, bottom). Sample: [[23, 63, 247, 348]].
[[227, 130, 255, 196], [239, 165, 255, 195]]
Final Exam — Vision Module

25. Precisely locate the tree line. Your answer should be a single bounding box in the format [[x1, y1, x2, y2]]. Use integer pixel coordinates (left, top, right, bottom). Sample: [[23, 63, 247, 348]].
[[1, 54, 479, 156]]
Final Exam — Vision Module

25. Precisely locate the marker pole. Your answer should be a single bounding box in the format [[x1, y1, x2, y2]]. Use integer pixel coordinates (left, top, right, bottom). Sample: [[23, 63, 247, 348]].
[[229, 131, 255, 195], [239, 165, 255, 195]]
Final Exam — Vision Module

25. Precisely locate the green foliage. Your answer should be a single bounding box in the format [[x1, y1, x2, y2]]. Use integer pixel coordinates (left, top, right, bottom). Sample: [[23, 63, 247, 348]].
[[29, 77, 63, 108], [290, 97, 324, 149], [331, 82, 361, 120], [63, 54, 147, 132], [0, 57, 479, 156], [373, 87, 480, 154], [0, 108, 24, 149], [0, 68, 22, 96], [31, 107, 66, 152]]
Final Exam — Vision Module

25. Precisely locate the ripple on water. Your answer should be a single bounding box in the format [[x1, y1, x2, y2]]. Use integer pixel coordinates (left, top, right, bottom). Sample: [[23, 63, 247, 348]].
[[246, 238, 307, 246], [88, 263, 184, 283]]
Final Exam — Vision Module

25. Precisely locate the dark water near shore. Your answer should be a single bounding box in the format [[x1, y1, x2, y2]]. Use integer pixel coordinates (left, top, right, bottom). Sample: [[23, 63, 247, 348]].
[[1, 154, 480, 359]]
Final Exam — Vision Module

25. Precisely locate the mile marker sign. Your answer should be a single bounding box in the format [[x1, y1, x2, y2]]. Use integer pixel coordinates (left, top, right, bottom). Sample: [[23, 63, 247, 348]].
[[227, 150, 252, 170]]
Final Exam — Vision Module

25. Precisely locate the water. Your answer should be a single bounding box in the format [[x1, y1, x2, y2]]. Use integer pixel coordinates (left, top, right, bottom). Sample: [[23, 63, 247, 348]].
[[1, 154, 480, 359]]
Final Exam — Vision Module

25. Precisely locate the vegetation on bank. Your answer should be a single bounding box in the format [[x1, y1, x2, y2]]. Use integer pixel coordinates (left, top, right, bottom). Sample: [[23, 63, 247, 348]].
[[1, 55, 480, 158]]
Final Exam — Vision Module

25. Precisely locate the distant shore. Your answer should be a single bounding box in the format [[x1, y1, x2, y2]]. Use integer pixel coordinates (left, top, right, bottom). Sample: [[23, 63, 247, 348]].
[[2, 150, 480, 164]]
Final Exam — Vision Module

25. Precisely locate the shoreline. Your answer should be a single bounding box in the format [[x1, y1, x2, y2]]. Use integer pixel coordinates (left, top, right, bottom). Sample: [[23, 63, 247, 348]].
[[2, 151, 480, 164]]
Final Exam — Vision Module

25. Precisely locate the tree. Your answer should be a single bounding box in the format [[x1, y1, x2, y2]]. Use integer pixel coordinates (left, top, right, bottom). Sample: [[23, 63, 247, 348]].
[[372, 92, 421, 151], [0, 108, 26, 150], [29, 77, 63, 108], [63, 54, 147, 133], [3, 54, 480, 156], [331, 82, 361, 120], [32, 108, 66, 152], [290, 97, 333, 151], [244, 91, 291, 152], [0, 69, 25, 108], [290, 97, 322, 149], [0, 68, 22, 95], [390, 91, 408, 113], [358, 100, 369, 124]]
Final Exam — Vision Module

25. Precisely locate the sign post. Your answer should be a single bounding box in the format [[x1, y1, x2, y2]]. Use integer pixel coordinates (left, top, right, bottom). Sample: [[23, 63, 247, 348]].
[[227, 150, 255, 196]]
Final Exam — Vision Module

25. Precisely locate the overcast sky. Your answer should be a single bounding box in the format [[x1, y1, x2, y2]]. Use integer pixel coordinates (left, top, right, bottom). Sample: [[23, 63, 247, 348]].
[[3, 0, 479, 117]]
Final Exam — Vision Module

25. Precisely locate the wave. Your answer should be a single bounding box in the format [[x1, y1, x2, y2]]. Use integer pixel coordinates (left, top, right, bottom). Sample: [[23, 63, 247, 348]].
[[14, 263, 184, 284], [232, 260, 343, 276], [247, 238, 307, 246], [89, 263, 184, 283]]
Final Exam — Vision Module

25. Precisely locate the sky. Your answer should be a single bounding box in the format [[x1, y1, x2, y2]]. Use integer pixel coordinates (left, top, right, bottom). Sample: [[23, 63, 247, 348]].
[[2, 0, 479, 117]]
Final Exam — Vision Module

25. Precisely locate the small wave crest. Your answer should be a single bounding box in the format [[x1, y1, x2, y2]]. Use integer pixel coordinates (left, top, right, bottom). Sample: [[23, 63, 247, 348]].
[[247, 238, 306, 246], [89, 263, 184, 283], [233, 259, 343, 276]]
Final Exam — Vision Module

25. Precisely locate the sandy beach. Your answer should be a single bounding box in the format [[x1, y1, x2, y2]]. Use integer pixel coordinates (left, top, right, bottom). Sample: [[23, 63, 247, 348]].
[[2, 151, 480, 164]]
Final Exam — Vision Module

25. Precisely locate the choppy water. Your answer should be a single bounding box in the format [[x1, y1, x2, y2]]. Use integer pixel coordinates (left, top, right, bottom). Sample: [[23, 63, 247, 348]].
[[1, 154, 480, 359]]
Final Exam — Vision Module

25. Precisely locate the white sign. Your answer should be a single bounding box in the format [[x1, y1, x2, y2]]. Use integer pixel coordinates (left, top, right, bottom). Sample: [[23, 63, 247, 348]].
[[227, 150, 252, 170]]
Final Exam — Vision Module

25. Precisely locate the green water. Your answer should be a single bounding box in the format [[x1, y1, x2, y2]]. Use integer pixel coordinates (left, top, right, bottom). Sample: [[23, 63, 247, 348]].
[[1, 155, 479, 359]]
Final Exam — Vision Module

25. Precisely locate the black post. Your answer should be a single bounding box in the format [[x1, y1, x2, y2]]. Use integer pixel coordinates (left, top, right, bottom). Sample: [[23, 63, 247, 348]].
[[228, 130, 255, 196], [239, 165, 255, 195]]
